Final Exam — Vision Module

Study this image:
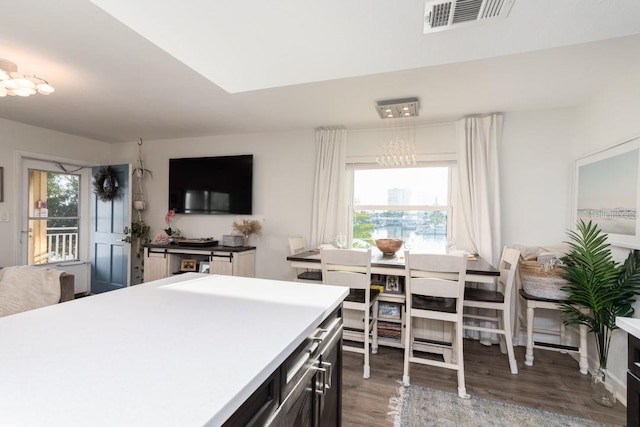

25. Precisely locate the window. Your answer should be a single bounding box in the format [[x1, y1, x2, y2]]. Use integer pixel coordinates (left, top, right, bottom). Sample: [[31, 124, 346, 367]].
[[27, 169, 80, 265], [351, 166, 452, 253]]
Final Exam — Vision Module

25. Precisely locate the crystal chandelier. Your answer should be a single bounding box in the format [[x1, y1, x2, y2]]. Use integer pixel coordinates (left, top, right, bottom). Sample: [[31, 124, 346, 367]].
[[376, 137, 416, 167], [375, 98, 419, 167], [0, 59, 55, 97]]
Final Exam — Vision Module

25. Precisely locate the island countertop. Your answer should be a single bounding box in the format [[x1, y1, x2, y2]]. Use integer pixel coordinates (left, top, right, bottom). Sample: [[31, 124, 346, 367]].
[[617, 317, 640, 339], [0, 274, 348, 426]]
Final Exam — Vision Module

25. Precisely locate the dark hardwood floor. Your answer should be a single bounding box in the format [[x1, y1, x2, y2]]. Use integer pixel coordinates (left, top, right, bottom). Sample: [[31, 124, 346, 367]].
[[342, 339, 627, 426]]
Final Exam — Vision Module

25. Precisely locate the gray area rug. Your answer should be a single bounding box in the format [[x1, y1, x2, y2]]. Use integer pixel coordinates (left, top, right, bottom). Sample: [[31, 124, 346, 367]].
[[389, 385, 620, 427]]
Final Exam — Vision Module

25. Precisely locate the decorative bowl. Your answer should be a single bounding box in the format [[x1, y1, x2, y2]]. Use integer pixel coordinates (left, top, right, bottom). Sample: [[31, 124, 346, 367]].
[[375, 239, 403, 257]]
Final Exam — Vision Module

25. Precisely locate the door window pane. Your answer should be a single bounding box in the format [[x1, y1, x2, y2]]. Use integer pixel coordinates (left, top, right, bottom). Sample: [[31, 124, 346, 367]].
[[28, 170, 80, 265]]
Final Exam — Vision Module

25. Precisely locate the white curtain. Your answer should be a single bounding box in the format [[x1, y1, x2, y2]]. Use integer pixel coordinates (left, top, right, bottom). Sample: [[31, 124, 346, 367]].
[[456, 113, 503, 266], [456, 114, 503, 344], [311, 128, 347, 248]]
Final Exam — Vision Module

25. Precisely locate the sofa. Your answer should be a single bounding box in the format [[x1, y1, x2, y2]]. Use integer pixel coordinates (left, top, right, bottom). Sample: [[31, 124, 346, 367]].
[[0, 266, 75, 317]]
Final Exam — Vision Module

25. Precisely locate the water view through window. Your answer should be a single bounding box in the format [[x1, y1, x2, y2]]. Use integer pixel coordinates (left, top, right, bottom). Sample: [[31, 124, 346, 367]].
[[352, 167, 450, 254]]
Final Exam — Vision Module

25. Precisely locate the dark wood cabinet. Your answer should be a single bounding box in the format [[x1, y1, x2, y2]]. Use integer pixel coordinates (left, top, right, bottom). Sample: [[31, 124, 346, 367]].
[[628, 334, 640, 427], [317, 330, 342, 426], [224, 307, 343, 426]]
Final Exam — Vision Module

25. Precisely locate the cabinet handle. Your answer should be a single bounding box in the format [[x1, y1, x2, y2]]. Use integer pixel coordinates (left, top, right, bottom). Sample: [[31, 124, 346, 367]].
[[320, 361, 332, 389], [314, 367, 327, 396]]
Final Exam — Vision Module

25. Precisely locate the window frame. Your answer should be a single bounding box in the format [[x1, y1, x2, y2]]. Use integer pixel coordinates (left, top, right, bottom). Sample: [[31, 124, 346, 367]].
[[346, 160, 456, 250]]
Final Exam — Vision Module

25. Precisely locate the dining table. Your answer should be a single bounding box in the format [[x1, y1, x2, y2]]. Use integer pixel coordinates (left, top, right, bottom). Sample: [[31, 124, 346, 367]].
[[286, 248, 500, 356], [286, 249, 499, 283]]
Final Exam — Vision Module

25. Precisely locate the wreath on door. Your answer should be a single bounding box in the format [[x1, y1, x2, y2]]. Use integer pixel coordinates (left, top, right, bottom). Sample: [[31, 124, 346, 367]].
[[93, 166, 119, 201]]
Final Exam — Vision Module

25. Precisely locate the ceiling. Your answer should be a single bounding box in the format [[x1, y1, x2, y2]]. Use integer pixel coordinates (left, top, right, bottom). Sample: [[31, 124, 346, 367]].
[[1, 0, 640, 143]]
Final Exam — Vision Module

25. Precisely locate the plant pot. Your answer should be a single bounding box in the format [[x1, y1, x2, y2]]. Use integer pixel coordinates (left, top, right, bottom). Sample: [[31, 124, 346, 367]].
[[133, 200, 146, 211], [592, 367, 616, 407]]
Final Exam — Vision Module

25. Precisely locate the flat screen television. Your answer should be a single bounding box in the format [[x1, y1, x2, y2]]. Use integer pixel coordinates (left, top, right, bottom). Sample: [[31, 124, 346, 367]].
[[169, 155, 253, 215]]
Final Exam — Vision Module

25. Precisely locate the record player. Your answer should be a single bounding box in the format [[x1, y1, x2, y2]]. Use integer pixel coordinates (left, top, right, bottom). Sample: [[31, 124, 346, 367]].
[[173, 238, 218, 247]]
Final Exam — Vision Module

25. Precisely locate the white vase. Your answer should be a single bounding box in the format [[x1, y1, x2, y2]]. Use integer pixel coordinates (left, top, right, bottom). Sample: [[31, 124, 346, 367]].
[[133, 200, 145, 211]]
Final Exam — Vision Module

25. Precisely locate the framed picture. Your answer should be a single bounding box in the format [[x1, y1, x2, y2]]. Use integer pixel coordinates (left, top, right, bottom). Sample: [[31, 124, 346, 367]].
[[180, 258, 197, 272], [371, 273, 384, 285], [574, 136, 640, 249], [199, 262, 211, 274], [378, 302, 401, 319], [384, 275, 402, 293]]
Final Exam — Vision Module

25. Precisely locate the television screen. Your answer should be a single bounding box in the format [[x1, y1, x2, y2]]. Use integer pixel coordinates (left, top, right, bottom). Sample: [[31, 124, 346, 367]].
[[169, 155, 253, 215]]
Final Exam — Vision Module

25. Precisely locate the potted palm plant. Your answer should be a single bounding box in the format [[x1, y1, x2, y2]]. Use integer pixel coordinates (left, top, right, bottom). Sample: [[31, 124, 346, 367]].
[[560, 219, 640, 407]]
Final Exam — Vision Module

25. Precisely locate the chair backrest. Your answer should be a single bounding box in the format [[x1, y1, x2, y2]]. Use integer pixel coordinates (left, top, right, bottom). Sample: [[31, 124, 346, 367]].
[[320, 248, 372, 291], [404, 251, 467, 311], [497, 246, 521, 301], [288, 237, 307, 256]]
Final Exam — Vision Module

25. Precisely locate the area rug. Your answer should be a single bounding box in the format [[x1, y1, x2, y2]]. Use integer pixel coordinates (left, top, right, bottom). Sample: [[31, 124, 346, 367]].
[[388, 385, 620, 427]]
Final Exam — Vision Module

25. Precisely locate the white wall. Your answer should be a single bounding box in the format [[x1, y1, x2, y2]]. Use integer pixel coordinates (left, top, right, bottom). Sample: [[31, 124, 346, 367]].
[[501, 108, 577, 246], [496, 65, 640, 403], [570, 65, 640, 403], [109, 130, 317, 281], [0, 118, 111, 267]]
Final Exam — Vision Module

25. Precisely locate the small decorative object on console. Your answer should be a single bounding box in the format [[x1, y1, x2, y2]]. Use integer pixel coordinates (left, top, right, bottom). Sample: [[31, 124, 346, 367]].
[[174, 238, 218, 247], [164, 208, 182, 238], [375, 239, 403, 257], [231, 218, 262, 246], [223, 235, 245, 247], [180, 259, 197, 272]]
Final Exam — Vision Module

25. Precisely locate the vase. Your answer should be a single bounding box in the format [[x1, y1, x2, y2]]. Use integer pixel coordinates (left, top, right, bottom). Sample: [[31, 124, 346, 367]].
[[592, 367, 616, 407], [243, 234, 250, 247]]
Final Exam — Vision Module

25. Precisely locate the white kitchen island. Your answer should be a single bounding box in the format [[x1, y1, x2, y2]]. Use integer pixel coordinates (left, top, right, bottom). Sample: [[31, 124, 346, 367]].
[[0, 274, 348, 426]]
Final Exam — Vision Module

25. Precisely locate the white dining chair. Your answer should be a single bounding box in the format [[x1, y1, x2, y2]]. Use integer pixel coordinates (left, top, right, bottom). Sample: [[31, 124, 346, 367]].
[[462, 246, 520, 374], [403, 251, 468, 398], [321, 247, 379, 379]]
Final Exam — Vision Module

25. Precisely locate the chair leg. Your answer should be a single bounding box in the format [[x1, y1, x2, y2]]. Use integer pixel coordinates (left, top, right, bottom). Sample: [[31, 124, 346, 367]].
[[371, 299, 379, 355], [525, 304, 534, 367], [501, 309, 518, 374], [454, 322, 468, 398], [363, 312, 370, 379], [514, 293, 522, 347], [559, 321, 568, 354], [403, 316, 412, 386]]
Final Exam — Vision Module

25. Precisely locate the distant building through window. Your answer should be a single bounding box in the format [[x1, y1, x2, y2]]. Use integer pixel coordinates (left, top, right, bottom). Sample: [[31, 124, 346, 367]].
[[351, 166, 452, 254]]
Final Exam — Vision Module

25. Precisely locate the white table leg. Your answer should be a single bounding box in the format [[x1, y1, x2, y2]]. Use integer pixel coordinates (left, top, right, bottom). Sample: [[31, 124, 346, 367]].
[[525, 304, 534, 367]]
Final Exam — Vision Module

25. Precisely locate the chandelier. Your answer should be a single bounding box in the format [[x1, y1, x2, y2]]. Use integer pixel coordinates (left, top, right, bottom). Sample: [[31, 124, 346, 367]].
[[375, 98, 419, 167], [376, 137, 417, 167], [0, 59, 55, 97]]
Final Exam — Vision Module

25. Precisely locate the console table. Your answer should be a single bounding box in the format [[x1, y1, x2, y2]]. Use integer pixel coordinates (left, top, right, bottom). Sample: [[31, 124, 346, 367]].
[[144, 243, 256, 282]]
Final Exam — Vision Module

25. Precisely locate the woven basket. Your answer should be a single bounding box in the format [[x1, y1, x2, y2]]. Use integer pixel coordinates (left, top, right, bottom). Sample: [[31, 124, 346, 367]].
[[519, 260, 569, 300]]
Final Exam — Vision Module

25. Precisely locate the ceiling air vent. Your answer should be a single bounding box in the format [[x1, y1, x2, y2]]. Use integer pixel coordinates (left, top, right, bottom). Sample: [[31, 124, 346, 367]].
[[424, 0, 515, 33]]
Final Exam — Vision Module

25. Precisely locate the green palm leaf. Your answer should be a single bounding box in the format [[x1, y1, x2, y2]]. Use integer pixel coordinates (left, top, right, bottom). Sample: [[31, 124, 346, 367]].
[[560, 219, 640, 369]]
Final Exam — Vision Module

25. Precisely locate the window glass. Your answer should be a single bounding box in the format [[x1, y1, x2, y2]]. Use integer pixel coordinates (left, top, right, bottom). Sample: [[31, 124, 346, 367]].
[[352, 167, 450, 253]]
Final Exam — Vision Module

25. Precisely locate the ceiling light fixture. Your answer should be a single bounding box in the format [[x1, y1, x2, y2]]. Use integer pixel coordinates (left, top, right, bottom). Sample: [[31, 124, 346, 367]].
[[375, 98, 419, 167], [0, 59, 55, 97], [375, 97, 419, 119]]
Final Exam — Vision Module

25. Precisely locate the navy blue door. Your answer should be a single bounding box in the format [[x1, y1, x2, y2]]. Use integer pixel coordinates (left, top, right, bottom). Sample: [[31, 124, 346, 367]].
[[91, 164, 131, 294]]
